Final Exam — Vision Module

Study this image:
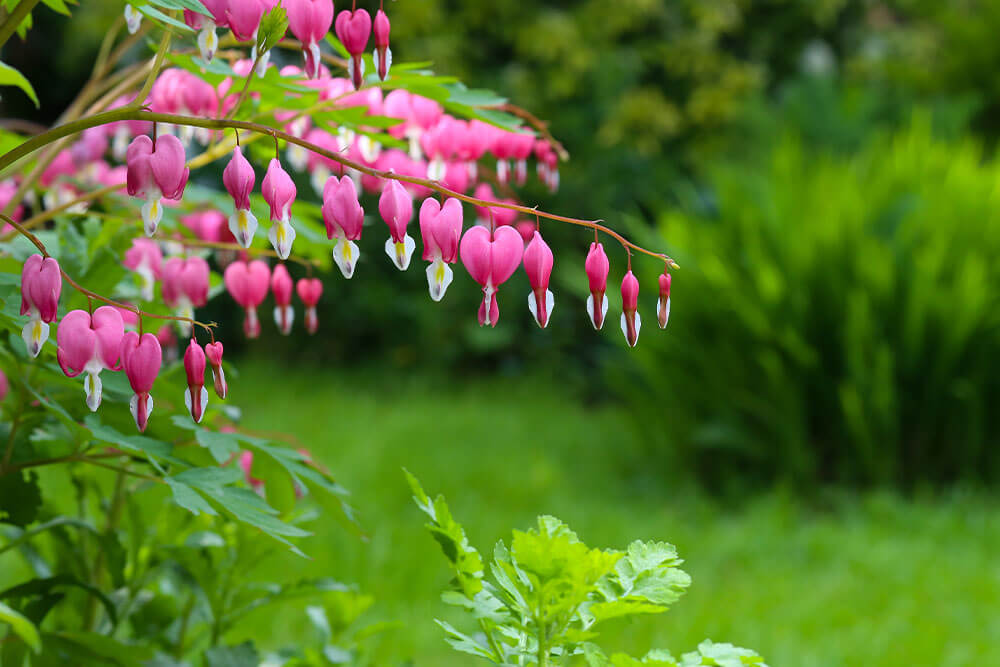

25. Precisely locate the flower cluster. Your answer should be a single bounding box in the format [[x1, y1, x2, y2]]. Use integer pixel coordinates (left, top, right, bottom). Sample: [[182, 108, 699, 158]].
[[10, 0, 675, 436]]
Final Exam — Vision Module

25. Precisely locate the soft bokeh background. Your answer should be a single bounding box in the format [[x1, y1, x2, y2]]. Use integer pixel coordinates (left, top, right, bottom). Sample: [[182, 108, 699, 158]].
[[5, 1, 1000, 664]]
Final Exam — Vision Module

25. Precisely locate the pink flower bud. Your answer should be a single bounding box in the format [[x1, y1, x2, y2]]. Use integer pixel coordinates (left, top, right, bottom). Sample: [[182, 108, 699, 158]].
[[322, 176, 364, 278], [523, 230, 554, 329], [285, 0, 335, 79], [336, 8, 371, 88], [224, 147, 258, 248], [184, 339, 208, 423], [584, 242, 609, 330], [459, 225, 524, 327], [205, 341, 228, 399], [56, 307, 125, 412], [620, 270, 641, 348], [419, 197, 463, 301], [126, 134, 189, 236], [20, 254, 62, 357], [262, 158, 298, 260], [224, 259, 271, 338], [657, 271, 671, 329], [378, 180, 415, 270], [296, 278, 323, 334], [271, 263, 295, 335], [121, 331, 163, 432], [373, 9, 392, 80], [0, 370, 7, 402]]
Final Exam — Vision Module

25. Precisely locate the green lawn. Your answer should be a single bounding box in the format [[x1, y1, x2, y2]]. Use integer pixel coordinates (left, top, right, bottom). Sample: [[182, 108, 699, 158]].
[[231, 359, 1000, 666]]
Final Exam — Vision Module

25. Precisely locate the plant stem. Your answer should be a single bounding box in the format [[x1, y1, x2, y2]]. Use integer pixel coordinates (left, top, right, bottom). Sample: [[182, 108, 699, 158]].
[[0, 0, 42, 49], [0, 110, 678, 267]]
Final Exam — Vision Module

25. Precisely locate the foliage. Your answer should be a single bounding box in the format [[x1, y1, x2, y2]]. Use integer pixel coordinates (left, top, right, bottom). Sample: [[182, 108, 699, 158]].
[[406, 472, 764, 666], [621, 114, 1000, 488]]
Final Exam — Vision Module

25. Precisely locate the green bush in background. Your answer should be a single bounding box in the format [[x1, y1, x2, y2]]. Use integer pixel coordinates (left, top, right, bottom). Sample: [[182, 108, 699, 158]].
[[623, 113, 1000, 489]]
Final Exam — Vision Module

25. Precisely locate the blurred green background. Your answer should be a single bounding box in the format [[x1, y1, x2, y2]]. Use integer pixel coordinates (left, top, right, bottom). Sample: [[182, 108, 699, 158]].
[[5, 0, 1000, 664]]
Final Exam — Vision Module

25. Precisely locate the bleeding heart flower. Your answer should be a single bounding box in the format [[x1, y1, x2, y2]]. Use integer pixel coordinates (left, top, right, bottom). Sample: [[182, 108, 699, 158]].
[[0, 370, 7, 402], [227, 0, 265, 41], [20, 254, 62, 357], [336, 8, 371, 89], [285, 0, 335, 79], [378, 179, 415, 270], [584, 242, 609, 331], [205, 341, 228, 398], [184, 339, 208, 423], [322, 176, 364, 278], [124, 4, 142, 34], [419, 197, 463, 301], [239, 450, 265, 494], [224, 259, 271, 338], [262, 158, 297, 259], [296, 278, 323, 334], [621, 270, 641, 348], [123, 238, 163, 302], [459, 225, 523, 327], [121, 331, 163, 432], [161, 256, 210, 336], [523, 230, 554, 329], [373, 8, 392, 81], [224, 147, 258, 248], [657, 271, 671, 329], [271, 263, 295, 335], [126, 134, 190, 236], [56, 307, 125, 411]]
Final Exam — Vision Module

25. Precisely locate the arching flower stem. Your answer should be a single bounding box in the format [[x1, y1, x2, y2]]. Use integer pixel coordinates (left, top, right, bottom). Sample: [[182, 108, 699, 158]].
[[0, 110, 677, 267]]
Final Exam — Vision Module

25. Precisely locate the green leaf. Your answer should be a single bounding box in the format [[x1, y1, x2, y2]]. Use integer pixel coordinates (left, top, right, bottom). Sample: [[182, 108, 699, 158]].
[[135, 4, 194, 33], [194, 428, 240, 464], [41, 631, 155, 665], [166, 478, 217, 516], [0, 470, 41, 528], [434, 620, 497, 661], [147, 0, 209, 13], [0, 601, 40, 654], [256, 4, 288, 55], [205, 641, 259, 667], [0, 61, 38, 107], [0, 575, 118, 626], [40, 0, 74, 16]]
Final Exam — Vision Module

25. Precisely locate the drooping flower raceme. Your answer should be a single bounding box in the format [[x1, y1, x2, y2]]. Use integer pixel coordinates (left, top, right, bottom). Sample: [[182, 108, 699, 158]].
[[335, 7, 371, 90], [223, 146, 258, 248], [373, 8, 392, 81], [224, 259, 271, 338], [322, 175, 364, 278], [523, 230, 554, 329], [419, 197, 463, 301], [584, 242, 610, 331], [621, 270, 641, 348], [123, 238, 163, 302], [657, 270, 671, 329], [183, 339, 208, 423], [20, 254, 62, 358], [459, 225, 524, 327], [285, 0, 334, 79], [378, 179, 415, 270], [205, 341, 228, 399], [121, 331, 163, 432], [261, 158, 297, 259], [126, 134, 190, 236], [271, 263, 295, 335], [296, 278, 323, 334], [56, 307, 125, 412]]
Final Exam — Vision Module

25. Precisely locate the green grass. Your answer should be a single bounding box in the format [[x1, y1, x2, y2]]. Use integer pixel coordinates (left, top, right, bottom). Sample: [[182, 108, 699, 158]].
[[231, 359, 1000, 666]]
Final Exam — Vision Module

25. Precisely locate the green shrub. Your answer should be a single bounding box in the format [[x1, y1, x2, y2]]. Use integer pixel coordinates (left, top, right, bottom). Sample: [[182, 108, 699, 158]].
[[623, 116, 1000, 488]]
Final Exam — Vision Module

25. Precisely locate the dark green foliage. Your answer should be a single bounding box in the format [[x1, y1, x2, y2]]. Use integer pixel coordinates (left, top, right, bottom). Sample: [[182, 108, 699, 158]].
[[622, 116, 1000, 489]]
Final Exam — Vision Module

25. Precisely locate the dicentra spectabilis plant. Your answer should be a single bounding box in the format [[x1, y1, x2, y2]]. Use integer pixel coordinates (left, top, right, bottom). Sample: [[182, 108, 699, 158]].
[[0, 1, 696, 662]]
